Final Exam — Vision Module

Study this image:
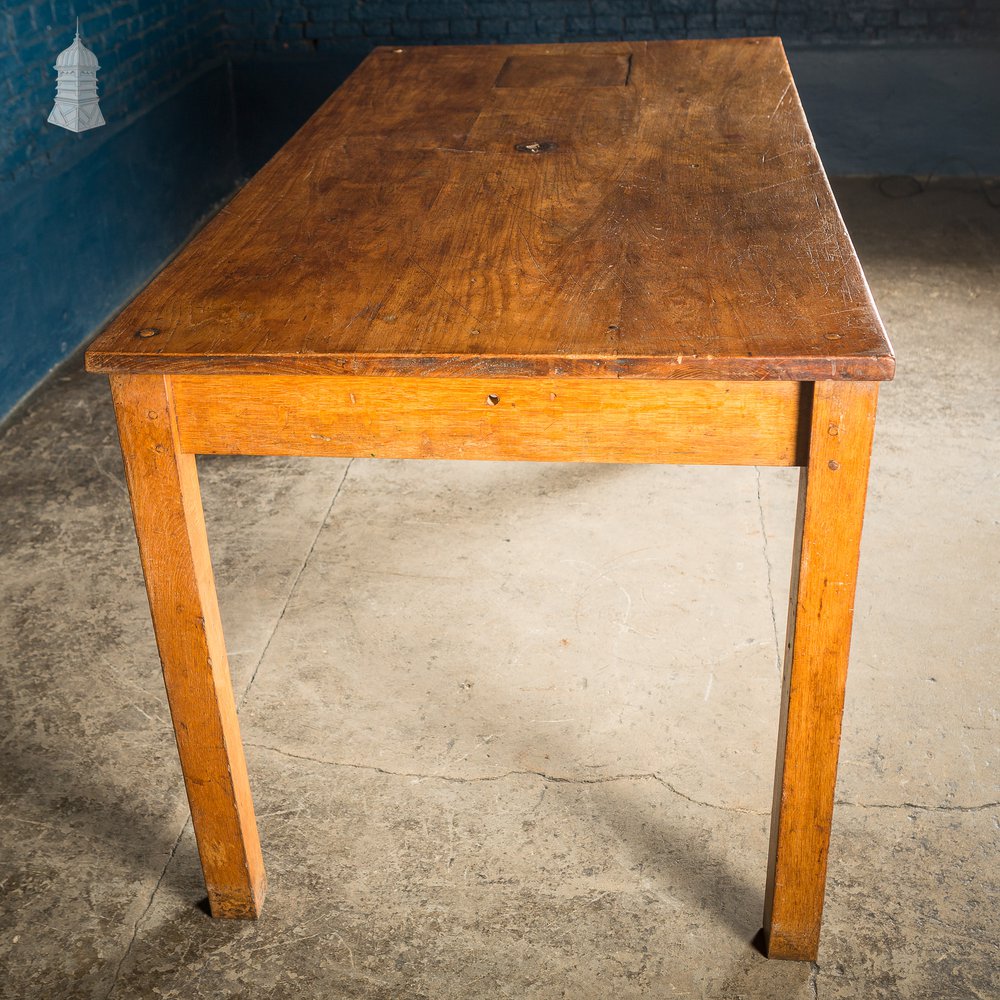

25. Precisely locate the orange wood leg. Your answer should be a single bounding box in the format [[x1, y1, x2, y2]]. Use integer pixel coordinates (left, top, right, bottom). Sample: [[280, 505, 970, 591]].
[[763, 380, 879, 960], [111, 374, 266, 918]]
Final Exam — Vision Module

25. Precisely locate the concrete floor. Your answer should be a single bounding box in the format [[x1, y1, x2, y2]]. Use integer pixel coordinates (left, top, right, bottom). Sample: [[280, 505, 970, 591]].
[[0, 179, 997, 999]]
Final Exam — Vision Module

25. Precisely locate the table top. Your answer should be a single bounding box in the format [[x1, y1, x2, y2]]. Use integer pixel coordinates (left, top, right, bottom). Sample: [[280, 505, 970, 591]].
[[86, 38, 893, 382]]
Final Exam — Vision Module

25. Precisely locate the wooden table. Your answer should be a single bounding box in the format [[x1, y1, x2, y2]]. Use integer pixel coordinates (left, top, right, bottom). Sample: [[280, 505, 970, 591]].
[[86, 38, 894, 961]]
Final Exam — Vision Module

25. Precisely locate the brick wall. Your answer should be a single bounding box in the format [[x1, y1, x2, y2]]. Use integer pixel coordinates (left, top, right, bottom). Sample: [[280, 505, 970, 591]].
[[4, 1, 993, 187], [0, 3, 234, 420], [1, 1, 220, 187], [219, 0, 1000, 55]]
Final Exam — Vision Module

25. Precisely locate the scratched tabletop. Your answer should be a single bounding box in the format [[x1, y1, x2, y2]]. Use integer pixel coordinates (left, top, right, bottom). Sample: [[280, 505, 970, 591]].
[[86, 38, 893, 382]]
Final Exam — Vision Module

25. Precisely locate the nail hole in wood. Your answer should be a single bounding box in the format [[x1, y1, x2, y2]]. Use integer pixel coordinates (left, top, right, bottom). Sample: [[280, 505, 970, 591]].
[[136, 327, 160, 338], [828, 460, 840, 471], [486, 394, 500, 406], [515, 141, 557, 154]]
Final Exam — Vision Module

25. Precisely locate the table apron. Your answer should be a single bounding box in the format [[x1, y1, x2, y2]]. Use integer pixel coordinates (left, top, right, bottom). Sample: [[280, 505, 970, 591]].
[[166, 374, 810, 467]]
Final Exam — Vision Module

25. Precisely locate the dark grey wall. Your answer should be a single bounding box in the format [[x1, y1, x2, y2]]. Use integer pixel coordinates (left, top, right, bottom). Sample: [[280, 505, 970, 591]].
[[787, 46, 1000, 177]]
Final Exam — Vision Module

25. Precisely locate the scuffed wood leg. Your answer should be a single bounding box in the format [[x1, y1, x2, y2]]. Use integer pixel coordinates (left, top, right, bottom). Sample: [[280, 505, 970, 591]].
[[763, 381, 879, 960], [111, 374, 266, 918]]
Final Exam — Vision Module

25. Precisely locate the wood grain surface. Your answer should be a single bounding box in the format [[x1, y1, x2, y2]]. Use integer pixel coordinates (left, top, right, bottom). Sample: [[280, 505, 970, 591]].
[[763, 379, 879, 960], [86, 39, 892, 382], [111, 374, 266, 918], [170, 374, 809, 465]]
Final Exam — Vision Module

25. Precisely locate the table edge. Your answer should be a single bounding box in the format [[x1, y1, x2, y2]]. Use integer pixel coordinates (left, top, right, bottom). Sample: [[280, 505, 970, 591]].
[[84, 350, 895, 381]]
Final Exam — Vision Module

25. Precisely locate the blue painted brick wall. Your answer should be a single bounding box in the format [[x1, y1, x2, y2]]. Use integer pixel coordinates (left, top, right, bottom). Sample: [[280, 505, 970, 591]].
[[0, 2, 232, 420], [218, 0, 1000, 53], [3, 1, 995, 189], [1, 1, 220, 189]]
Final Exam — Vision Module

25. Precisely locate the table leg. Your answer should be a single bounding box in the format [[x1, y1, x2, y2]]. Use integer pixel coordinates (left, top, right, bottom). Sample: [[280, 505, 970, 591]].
[[763, 380, 879, 960], [111, 374, 266, 918]]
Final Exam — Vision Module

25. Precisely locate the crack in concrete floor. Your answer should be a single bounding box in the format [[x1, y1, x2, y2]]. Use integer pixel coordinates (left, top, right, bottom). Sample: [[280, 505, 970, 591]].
[[755, 466, 786, 679], [244, 741, 1000, 816], [104, 823, 189, 1000], [244, 740, 773, 815], [101, 461, 360, 1000], [236, 458, 355, 710]]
